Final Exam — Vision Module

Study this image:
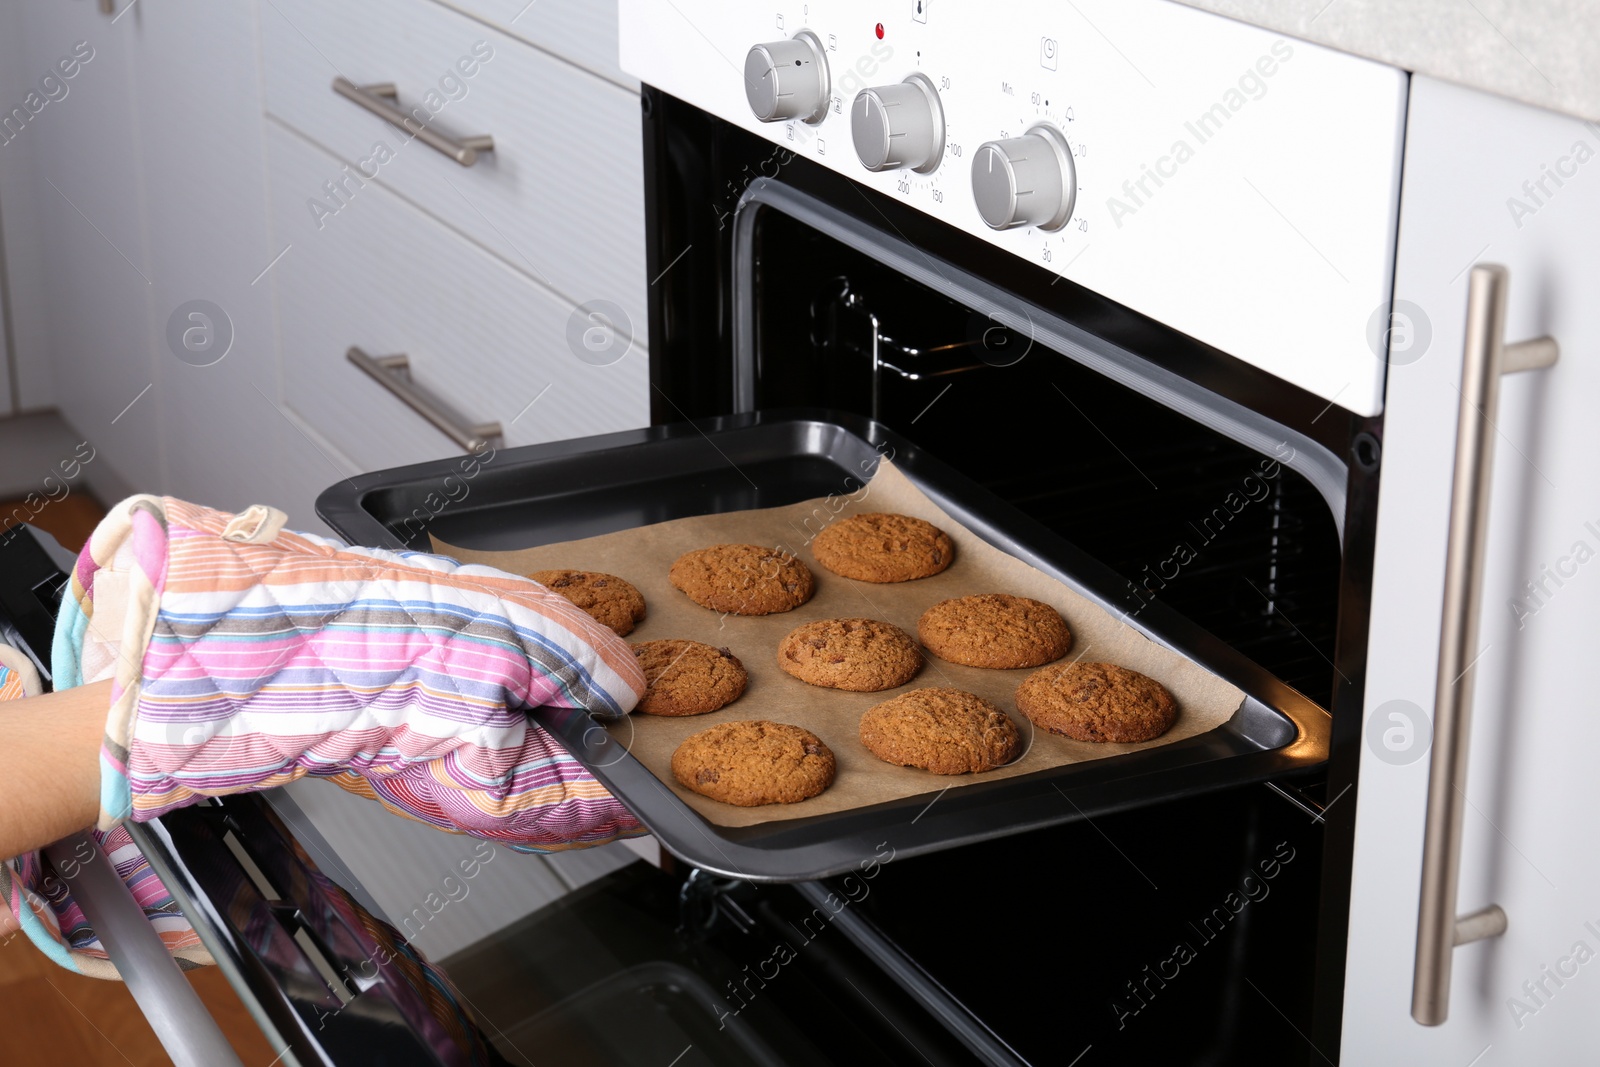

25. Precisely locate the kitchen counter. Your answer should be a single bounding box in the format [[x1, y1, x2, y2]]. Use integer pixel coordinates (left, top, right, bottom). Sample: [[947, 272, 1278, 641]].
[[1170, 0, 1599, 122]]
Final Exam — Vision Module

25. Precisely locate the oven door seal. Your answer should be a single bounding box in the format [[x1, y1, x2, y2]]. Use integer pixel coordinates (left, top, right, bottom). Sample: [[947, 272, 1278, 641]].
[[730, 178, 1349, 542]]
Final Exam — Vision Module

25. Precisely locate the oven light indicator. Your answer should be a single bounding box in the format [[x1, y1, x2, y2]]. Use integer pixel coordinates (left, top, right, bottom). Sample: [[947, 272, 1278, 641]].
[[876, 23, 885, 39]]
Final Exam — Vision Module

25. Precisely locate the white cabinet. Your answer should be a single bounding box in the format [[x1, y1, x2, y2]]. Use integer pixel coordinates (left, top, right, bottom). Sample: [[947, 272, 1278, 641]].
[[0, 0, 650, 533], [122, 0, 329, 522], [1343, 76, 1600, 1062], [259, 0, 648, 344], [265, 120, 648, 473], [3, 3, 163, 492], [434, 0, 637, 89]]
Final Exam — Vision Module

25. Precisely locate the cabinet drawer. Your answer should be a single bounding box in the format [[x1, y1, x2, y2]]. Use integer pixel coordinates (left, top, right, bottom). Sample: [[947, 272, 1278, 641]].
[[259, 0, 646, 337], [434, 0, 634, 89], [265, 121, 648, 473]]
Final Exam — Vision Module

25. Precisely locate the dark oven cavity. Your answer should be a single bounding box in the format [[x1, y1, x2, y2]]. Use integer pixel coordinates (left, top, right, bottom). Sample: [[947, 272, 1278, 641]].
[[744, 206, 1342, 709]]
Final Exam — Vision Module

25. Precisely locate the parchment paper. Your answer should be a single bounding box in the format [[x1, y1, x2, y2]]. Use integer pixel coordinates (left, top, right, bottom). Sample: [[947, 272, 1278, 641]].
[[435, 460, 1245, 827]]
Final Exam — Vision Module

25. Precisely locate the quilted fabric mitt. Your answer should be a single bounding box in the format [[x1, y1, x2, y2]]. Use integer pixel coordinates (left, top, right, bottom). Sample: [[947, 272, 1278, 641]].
[[52, 495, 648, 851], [0, 641, 211, 979]]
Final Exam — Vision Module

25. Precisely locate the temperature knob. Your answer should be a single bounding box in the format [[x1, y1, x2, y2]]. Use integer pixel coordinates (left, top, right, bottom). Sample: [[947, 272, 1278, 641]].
[[744, 31, 830, 125], [970, 124, 1077, 231], [851, 73, 945, 174]]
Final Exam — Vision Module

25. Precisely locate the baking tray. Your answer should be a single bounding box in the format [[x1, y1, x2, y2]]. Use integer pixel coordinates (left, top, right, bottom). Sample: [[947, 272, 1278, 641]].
[[317, 410, 1328, 881]]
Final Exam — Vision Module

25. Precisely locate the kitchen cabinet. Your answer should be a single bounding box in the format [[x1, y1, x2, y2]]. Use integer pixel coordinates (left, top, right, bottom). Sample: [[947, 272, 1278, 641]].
[[121, 0, 334, 523], [1342, 75, 1600, 1062], [435, 0, 636, 88], [0, 0, 649, 531], [2, 2, 163, 494], [0, 0, 330, 520], [265, 119, 648, 473], [259, 0, 649, 348]]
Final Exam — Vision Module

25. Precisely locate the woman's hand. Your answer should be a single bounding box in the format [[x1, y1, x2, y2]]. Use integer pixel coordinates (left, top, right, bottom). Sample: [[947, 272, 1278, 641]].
[[56, 497, 646, 850]]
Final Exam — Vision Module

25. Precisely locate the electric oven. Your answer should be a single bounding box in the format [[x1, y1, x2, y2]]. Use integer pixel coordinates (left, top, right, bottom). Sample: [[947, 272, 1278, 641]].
[[28, 3, 1416, 1064]]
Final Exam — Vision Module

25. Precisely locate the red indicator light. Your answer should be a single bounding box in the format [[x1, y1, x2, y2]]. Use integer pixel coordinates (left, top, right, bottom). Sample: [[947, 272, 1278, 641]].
[[875, 23, 885, 39]]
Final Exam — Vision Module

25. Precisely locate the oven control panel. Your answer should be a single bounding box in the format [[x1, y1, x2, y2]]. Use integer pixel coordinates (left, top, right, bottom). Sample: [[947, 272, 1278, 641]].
[[619, 0, 1407, 417]]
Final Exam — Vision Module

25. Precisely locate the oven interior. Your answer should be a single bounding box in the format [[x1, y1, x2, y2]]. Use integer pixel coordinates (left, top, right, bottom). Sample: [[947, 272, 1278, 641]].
[[748, 208, 1343, 711]]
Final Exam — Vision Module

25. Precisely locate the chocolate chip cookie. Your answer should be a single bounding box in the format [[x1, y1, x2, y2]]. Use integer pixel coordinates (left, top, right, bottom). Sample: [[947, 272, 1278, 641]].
[[1015, 662, 1177, 743], [811, 513, 955, 583], [527, 569, 647, 636], [917, 593, 1071, 669], [668, 544, 816, 616], [777, 618, 922, 692], [670, 720, 836, 806], [632, 639, 748, 716], [859, 687, 1022, 775]]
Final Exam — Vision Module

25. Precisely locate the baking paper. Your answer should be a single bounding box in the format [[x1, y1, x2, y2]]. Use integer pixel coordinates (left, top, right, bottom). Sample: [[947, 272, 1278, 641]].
[[435, 459, 1245, 827]]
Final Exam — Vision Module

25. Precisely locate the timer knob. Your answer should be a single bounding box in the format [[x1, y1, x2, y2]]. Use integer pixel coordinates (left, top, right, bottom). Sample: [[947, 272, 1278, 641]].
[[852, 73, 945, 174], [744, 30, 830, 125], [970, 124, 1077, 231]]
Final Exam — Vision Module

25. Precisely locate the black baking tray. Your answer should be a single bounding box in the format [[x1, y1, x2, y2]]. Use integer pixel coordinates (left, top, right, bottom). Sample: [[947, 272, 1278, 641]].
[[317, 410, 1328, 882]]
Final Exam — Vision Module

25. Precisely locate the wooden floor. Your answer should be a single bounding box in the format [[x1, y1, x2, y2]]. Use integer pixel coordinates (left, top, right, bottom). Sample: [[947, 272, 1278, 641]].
[[0, 493, 106, 559], [0, 495, 281, 1065]]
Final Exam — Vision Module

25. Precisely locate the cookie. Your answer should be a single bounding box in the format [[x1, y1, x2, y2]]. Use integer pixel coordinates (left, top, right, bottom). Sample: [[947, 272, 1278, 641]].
[[917, 593, 1071, 669], [1015, 662, 1177, 743], [778, 618, 922, 692], [668, 544, 815, 616], [671, 720, 836, 806], [632, 640, 748, 716], [859, 687, 1022, 775], [527, 570, 646, 637], [811, 513, 954, 583]]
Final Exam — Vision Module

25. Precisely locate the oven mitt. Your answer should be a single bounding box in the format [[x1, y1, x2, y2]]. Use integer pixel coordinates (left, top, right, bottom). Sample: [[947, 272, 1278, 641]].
[[0, 640, 211, 979], [6, 632, 513, 1063], [52, 495, 648, 852]]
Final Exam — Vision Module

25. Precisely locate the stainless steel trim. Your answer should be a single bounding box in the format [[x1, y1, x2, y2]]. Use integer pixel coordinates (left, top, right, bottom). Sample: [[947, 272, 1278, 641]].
[[346, 346, 504, 453], [1412, 263, 1557, 1026], [730, 178, 1352, 538], [330, 78, 494, 166], [44, 834, 245, 1067]]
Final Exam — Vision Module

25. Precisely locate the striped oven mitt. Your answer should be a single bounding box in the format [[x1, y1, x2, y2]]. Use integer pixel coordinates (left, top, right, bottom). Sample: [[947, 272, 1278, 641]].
[[2, 640, 507, 1065], [0, 641, 213, 979], [54, 495, 648, 848]]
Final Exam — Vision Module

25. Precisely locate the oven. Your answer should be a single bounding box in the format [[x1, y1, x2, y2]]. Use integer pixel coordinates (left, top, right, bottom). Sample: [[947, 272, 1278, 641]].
[[25, 3, 1418, 1065]]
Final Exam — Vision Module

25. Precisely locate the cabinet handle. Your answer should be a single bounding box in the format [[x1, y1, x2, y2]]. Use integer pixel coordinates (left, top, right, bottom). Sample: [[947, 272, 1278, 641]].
[[330, 78, 494, 167], [1412, 265, 1558, 1026], [346, 347, 504, 453]]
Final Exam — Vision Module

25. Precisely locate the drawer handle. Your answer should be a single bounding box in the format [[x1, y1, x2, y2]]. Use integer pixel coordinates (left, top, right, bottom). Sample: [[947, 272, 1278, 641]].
[[347, 346, 504, 453], [1411, 264, 1558, 1026], [331, 78, 495, 167]]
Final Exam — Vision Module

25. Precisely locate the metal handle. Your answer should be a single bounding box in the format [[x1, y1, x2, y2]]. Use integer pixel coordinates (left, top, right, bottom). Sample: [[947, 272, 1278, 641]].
[[330, 78, 494, 166], [347, 346, 503, 453], [1412, 264, 1558, 1026], [44, 835, 245, 1067]]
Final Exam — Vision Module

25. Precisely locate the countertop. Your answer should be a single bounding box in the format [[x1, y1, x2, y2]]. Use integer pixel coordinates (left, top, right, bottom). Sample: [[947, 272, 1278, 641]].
[[1170, 0, 1599, 122]]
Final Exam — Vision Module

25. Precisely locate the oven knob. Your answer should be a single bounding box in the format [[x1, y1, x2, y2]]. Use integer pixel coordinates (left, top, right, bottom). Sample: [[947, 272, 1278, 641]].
[[852, 73, 945, 174], [970, 124, 1077, 231], [744, 30, 830, 125]]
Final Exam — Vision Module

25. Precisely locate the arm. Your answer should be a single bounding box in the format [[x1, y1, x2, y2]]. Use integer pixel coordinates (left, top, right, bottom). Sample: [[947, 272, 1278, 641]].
[[0, 678, 109, 861]]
